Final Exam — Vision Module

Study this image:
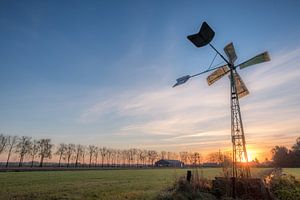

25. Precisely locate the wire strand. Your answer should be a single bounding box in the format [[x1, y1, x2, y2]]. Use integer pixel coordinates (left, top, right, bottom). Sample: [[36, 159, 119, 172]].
[[208, 52, 218, 70], [209, 60, 226, 70]]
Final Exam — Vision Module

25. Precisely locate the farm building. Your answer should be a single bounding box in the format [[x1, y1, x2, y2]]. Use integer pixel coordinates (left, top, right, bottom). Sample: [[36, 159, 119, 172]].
[[202, 162, 220, 167], [155, 159, 184, 167]]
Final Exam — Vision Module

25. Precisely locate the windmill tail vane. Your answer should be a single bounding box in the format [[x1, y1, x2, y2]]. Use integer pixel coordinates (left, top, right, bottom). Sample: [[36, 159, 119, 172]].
[[173, 21, 271, 179]]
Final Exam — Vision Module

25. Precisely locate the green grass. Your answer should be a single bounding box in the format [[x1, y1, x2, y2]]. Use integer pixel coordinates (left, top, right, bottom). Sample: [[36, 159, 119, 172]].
[[0, 168, 221, 200], [0, 168, 299, 200], [283, 168, 300, 179]]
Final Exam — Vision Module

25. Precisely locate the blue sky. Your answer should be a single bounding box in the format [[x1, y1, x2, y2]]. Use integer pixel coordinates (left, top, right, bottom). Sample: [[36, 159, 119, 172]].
[[0, 0, 300, 159]]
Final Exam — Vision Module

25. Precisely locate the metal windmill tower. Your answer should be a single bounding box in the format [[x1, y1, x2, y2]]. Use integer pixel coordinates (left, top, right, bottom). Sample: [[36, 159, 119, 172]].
[[173, 22, 270, 179]]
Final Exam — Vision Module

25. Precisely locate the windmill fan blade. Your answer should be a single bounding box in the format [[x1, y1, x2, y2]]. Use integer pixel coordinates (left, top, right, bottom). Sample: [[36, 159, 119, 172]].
[[233, 73, 249, 98], [224, 42, 237, 63], [238, 51, 270, 69], [207, 65, 229, 85], [187, 22, 215, 48]]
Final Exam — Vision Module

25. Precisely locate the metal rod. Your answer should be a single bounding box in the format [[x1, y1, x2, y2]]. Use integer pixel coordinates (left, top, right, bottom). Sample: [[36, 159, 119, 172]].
[[190, 64, 227, 78]]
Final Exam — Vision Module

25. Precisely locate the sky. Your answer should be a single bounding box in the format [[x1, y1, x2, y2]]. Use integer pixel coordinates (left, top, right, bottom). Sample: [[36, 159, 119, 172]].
[[0, 0, 300, 160]]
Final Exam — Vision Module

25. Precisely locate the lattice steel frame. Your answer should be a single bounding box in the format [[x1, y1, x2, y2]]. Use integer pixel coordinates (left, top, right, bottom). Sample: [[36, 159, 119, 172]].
[[230, 68, 251, 178]]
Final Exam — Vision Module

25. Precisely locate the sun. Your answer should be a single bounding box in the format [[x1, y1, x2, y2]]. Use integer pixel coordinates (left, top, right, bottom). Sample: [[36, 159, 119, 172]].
[[247, 151, 253, 162], [241, 150, 254, 162]]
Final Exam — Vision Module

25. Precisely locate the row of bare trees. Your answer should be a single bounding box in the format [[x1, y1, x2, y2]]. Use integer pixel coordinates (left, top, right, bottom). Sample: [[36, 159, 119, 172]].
[[0, 134, 222, 168], [0, 134, 52, 167], [54, 145, 166, 168]]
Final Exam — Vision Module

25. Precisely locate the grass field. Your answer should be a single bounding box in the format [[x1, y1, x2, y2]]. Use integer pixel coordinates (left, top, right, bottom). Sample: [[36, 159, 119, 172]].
[[1, 168, 299, 200], [283, 168, 300, 179]]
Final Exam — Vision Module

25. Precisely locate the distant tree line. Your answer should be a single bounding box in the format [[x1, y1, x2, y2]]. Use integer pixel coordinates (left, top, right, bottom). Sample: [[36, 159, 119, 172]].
[[4, 133, 297, 168], [0, 134, 213, 168], [0, 135, 52, 167], [272, 137, 300, 167]]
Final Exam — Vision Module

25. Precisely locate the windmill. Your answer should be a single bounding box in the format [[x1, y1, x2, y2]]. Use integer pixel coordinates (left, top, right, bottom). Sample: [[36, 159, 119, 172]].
[[173, 22, 270, 179]]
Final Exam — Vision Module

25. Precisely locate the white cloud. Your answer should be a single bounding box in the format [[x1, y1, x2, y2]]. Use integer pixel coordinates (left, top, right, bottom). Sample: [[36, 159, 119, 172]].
[[78, 47, 300, 153], [79, 82, 229, 135]]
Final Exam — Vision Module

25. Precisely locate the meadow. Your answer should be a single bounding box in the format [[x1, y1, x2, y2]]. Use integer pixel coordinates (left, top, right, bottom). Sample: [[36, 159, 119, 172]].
[[0, 168, 299, 200]]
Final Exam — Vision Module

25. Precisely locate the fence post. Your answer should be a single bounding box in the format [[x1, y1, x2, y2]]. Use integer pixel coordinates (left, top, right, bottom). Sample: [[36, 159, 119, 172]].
[[186, 170, 192, 183]]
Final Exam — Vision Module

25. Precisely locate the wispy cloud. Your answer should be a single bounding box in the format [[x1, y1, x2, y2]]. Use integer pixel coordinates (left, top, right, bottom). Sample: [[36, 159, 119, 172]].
[[78, 47, 300, 155], [79, 83, 228, 129]]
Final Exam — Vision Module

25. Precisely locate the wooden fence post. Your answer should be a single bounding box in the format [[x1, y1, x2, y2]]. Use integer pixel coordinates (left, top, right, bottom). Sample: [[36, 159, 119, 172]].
[[186, 170, 192, 183]]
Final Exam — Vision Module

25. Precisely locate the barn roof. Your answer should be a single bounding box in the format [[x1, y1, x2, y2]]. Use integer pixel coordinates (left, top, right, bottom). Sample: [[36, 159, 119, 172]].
[[156, 159, 182, 164]]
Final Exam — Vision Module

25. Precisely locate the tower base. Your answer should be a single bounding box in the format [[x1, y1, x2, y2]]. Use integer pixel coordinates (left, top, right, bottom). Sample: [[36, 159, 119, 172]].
[[212, 177, 273, 199]]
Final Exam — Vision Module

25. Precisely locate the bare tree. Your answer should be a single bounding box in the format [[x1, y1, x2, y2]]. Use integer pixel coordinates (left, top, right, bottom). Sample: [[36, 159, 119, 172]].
[[88, 145, 96, 168], [206, 152, 222, 163], [121, 150, 128, 166], [81, 146, 86, 166], [125, 149, 131, 166], [30, 140, 39, 167], [180, 151, 188, 165], [135, 149, 141, 167], [99, 147, 107, 167], [0, 134, 8, 155], [128, 148, 137, 167], [75, 144, 84, 167], [148, 150, 158, 165], [5, 135, 18, 167], [111, 149, 118, 166], [115, 149, 121, 167], [160, 151, 167, 160], [64, 144, 75, 167], [106, 148, 114, 167], [139, 150, 147, 166], [115, 149, 122, 167], [188, 152, 194, 165], [94, 147, 99, 167], [190, 152, 201, 166], [38, 139, 52, 167], [55, 143, 67, 167], [16, 136, 32, 167]]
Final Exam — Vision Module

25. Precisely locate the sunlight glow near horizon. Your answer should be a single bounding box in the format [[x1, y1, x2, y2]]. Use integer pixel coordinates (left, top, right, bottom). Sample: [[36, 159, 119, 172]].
[[0, 1, 300, 161]]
